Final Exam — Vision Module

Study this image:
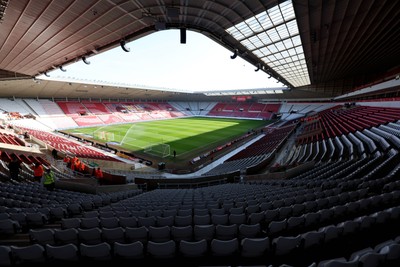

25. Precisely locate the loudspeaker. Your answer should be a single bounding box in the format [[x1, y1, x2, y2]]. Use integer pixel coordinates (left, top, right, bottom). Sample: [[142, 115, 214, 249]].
[[180, 28, 186, 44]]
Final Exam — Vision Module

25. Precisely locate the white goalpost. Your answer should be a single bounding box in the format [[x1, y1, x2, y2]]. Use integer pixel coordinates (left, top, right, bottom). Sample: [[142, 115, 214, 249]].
[[144, 143, 171, 158]]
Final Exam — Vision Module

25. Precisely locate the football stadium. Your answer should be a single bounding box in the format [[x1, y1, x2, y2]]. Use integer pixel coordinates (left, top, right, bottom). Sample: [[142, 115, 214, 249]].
[[0, 0, 400, 266]]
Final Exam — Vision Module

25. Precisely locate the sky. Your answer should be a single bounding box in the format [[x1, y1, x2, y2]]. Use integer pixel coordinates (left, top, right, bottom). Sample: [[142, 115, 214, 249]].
[[41, 30, 283, 92]]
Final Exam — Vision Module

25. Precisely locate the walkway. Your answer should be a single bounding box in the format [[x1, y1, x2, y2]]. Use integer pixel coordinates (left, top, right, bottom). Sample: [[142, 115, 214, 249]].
[[161, 134, 266, 179]]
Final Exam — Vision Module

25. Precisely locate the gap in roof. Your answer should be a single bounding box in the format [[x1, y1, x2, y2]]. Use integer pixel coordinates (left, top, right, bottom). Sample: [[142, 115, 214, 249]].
[[39, 30, 282, 93], [226, 0, 310, 87]]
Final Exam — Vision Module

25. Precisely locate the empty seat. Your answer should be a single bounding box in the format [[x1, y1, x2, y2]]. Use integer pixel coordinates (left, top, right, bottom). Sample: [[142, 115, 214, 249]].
[[379, 243, 400, 266], [29, 229, 55, 246], [245, 204, 260, 214], [78, 227, 102, 245], [264, 209, 279, 224], [179, 239, 208, 258], [113, 241, 144, 259], [102, 227, 125, 244], [26, 212, 47, 227], [163, 209, 177, 217], [125, 226, 148, 245], [358, 251, 385, 267], [238, 223, 261, 239], [215, 224, 238, 240], [156, 215, 174, 227], [80, 217, 100, 229], [83, 211, 99, 218], [0, 246, 12, 266], [193, 208, 208, 216], [67, 203, 82, 216], [45, 243, 79, 262], [171, 225, 193, 242], [286, 216, 305, 233], [49, 207, 67, 221], [241, 237, 270, 258], [194, 224, 215, 242], [98, 211, 115, 218], [229, 213, 247, 225], [54, 228, 79, 245], [147, 210, 163, 217], [248, 211, 265, 225], [211, 214, 228, 225], [272, 235, 301, 257], [304, 212, 320, 228], [147, 240, 176, 259], [80, 201, 94, 211], [177, 209, 192, 216], [119, 217, 138, 228], [210, 208, 225, 216], [174, 215, 192, 227], [80, 242, 112, 261], [210, 238, 239, 256], [268, 219, 287, 237], [193, 214, 211, 225], [301, 230, 325, 251], [61, 218, 81, 229], [0, 219, 20, 234], [229, 207, 244, 215], [114, 210, 131, 218], [10, 244, 46, 264], [148, 226, 171, 243]]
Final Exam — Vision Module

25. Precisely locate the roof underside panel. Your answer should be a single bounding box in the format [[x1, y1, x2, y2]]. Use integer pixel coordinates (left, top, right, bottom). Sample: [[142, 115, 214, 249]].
[[0, 0, 399, 98]]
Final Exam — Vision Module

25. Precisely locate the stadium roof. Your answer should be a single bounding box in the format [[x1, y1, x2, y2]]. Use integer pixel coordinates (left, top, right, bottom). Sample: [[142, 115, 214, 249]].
[[0, 0, 399, 99]]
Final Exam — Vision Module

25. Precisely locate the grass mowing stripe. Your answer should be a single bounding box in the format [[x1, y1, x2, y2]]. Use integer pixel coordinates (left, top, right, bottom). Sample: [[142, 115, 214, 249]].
[[63, 117, 269, 161]]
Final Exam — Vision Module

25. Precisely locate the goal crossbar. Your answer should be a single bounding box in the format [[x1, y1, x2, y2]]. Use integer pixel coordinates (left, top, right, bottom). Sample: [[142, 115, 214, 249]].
[[144, 143, 171, 158]]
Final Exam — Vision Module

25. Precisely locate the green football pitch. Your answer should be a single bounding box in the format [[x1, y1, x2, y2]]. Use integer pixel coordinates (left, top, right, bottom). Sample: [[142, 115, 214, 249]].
[[63, 117, 269, 160]]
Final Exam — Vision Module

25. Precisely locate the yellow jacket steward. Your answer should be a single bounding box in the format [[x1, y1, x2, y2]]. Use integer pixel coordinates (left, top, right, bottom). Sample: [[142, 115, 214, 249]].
[[43, 171, 55, 185]]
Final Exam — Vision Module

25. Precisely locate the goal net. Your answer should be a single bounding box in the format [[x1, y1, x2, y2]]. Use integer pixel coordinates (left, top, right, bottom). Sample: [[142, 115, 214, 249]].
[[144, 143, 171, 158], [94, 131, 115, 142]]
